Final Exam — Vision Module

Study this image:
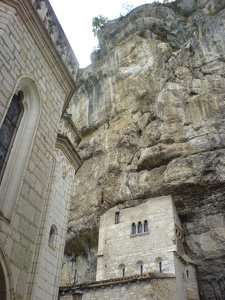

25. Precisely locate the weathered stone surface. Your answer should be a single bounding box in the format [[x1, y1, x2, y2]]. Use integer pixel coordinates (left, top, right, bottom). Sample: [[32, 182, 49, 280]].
[[66, 0, 225, 298]]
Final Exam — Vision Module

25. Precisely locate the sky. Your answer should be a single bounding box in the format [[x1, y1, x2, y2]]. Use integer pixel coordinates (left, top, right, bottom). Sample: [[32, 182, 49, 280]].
[[49, 0, 164, 68]]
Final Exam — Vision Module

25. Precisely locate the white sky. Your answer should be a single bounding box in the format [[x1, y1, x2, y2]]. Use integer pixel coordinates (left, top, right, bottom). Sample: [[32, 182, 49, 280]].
[[49, 0, 163, 68]]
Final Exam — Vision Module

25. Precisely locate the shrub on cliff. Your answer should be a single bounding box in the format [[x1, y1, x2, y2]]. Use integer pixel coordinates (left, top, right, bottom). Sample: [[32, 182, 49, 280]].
[[92, 15, 108, 37]]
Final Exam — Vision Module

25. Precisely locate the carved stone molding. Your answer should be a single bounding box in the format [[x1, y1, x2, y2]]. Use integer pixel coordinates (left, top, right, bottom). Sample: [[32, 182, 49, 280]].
[[56, 112, 83, 172], [58, 112, 82, 147]]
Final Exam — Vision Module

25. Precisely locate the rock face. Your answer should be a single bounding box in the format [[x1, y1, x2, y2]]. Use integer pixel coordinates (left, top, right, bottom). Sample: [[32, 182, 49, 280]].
[[65, 0, 225, 298]]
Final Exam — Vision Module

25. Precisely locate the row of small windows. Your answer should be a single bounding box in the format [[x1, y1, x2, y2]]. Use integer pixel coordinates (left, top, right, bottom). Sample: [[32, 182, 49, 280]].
[[117, 261, 190, 278], [117, 260, 163, 277], [132, 220, 148, 235], [114, 212, 149, 235]]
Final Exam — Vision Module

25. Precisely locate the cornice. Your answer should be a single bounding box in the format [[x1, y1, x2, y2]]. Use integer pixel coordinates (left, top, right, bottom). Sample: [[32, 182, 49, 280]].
[[55, 134, 82, 172], [2, 0, 78, 95], [59, 112, 82, 145], [59, 273, 176, 296]]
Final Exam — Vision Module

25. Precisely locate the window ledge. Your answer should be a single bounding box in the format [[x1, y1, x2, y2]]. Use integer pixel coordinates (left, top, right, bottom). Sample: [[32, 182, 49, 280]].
[[130, 231, 149, 237]]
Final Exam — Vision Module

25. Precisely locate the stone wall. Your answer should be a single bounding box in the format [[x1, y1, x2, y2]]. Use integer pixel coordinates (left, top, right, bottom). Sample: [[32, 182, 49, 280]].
[[82, 279, 177, 300], [96, 196, 177, 280], [60, 277, 177, 300], [0, 1, 78, 299]]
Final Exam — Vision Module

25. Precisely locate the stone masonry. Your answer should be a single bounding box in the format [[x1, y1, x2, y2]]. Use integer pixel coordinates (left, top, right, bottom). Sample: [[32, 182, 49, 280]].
[[0, 0, 81, 299], [59, 196, 199, 300]]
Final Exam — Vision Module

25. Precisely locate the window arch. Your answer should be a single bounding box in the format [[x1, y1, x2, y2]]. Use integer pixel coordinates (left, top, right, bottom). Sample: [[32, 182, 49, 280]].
[[155, 257, 163, 273], [48, 225, 58, 248], [159, 261, 162, 273], [144, 220, 148, 232], [0, 76, 41, 221], [138, 221, 142, 233], [131, 222, 136, 235], [136, 260, 144, 275]]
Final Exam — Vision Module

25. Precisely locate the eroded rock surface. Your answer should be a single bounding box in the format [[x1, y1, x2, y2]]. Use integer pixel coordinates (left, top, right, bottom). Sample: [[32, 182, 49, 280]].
[[65, 1, 225, 298]]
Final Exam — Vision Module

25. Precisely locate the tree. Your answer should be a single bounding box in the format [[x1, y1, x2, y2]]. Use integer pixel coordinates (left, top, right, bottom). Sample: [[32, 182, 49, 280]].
[[120, 2, 134, 16], [92, 15, 108, 37]]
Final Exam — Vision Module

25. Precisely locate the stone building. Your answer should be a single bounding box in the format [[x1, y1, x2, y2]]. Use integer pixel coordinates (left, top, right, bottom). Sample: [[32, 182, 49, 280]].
[[0, 0, 224, 299], [0, 0, 82, 299], [59, 196, 199, 300]]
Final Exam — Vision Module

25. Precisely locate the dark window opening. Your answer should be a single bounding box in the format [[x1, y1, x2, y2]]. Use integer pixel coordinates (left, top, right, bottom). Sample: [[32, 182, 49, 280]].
[[140, 264, 143, 275], [186, 270, 190, 277], [138, 221, 142, 233], [0, 92, 23, 182], [0, 263, 6, 300], [159, 261, 162, 273], [115, 211, 120, 224], [122, 268, 125, 277], [132, 223, 136, 235], [144, 220, 148, 232]]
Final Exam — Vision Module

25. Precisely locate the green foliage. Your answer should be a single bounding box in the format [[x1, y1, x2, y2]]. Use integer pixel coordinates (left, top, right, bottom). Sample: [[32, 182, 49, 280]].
[[120, 2, 134, 16], [92, 15, 108, 36]]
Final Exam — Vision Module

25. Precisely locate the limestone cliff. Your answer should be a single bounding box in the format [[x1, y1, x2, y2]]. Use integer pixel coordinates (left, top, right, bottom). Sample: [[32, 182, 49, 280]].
[[63, 0, 225, 298]]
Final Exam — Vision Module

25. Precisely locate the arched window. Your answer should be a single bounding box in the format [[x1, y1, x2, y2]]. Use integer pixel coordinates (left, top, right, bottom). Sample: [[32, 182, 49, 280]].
[[48, 225, 57, 248], [0, 92, 23, 181], [155, 257, 163, 273], [122, 268, 125, 277], [136, 260, 144, 275], [159, 261, 162, 273], [132, 223, 136, 235], [138, 221, 142, 233], [0, 77, 41, 221], [144, 220, 148, 232]]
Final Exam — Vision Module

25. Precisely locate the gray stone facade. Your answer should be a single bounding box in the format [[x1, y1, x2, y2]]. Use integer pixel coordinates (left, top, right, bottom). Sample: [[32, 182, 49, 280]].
[[59, 196, 199, 300], [0, 1, 81, 299]]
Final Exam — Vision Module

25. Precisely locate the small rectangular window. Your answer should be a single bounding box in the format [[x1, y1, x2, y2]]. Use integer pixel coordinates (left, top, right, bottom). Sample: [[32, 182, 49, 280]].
[[115, 211, 120, 224]]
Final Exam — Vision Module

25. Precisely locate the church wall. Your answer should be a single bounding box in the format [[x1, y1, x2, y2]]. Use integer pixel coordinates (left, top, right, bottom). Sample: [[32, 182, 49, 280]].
[[0, 1, 77, 299], [28, 150, 76, 300]]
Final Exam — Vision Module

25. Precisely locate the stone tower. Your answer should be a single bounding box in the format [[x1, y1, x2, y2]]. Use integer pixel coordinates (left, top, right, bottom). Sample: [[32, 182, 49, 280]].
[[60, 197, 199, 300]]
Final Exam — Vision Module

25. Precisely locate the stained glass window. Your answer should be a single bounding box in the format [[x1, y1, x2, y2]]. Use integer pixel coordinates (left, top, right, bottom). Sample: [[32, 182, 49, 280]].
[[0, 93, 23, 181]]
